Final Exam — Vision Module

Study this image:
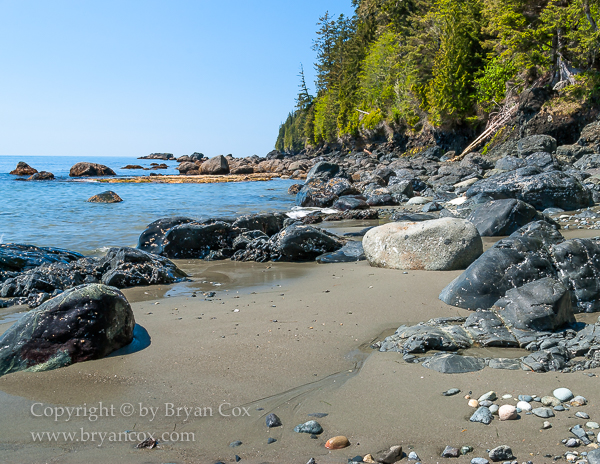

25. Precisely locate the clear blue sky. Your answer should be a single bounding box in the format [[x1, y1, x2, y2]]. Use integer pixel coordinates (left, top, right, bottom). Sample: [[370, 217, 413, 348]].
[[0, 0, 355, 158]]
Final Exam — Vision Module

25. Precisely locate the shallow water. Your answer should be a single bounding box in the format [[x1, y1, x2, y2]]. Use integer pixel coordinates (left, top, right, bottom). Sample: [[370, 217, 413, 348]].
[[0, 155, 297, 254]]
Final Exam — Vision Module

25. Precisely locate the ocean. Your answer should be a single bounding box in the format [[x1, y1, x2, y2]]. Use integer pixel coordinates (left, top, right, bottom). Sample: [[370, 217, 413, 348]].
[[0, 156, 297, 255]]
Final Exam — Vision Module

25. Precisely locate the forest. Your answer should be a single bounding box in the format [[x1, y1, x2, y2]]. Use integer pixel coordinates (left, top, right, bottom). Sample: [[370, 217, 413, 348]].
[[275, 0, 600, 153]]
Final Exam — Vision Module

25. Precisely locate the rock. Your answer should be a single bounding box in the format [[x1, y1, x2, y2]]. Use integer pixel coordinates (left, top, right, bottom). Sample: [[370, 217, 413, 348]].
[[408, 451, 419, 460], [478, 391, 497, 402], [306, 161, 340, 181], [176, 161, 201, 175], [199, 155, 229, 174], [232, 213, 286, 237], [363, 218, 483, 271], [493, 277, 575, 332], [265, 413, 282, 428], [325, 436, 350, 450], [296, 178, 338, 207], [10, 162, 38, 176], [316, 241, 365, 263], [541, 396, 561, 407], [498, 405, 518, 420], [571, 424, 591, 445], [159, 221, 233, 259], [333, 197, 369, 211], [439, 221, 563, 310], [468, 399, 479, 408], [374, 445, 402, 463], [288, 184, 303, 195], [532, 407, 555, 418], [465, 168, 592, 211], [442, 388, 461, 396], [137, 217, 195, 255], [488, 445, 514, 462], [87, 191, 123, 203], [0, 284, 134, 377], [138, 153, 175, 160], [294, 420, 323, 434], [268, 224, 344, 261], [565, 438, 581, 448], [543, 421, 552, 429], [423, 353, 486, 373], [466, 199, 539, 237], [121, 165, 144, 169], [495, 157, 527, 171], [441, 446, 460, 458], [577, 121, 600, 153], [0, 244, 83, 273], [390, 212, 437, 222], [587, 422, 600, 429], [470, 406, 494, 425], [326, 178, 358, 196], [553, 387, 574, 402], [69, 162, 116, 177], [518, 135, 557, 157], [516, 401, 532, 411], [229, 440, 242, 447], [571, 395, 587, 406], [27, 171, 54, 181], [588, 448, 600, 464], [407, 197, 431, 205]]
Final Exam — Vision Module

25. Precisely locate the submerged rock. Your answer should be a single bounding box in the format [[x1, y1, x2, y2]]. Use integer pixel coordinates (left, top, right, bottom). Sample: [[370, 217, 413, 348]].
[[87, 191, 123, 203], [363, 218, 482, 271], [0, 284, 134, 376]]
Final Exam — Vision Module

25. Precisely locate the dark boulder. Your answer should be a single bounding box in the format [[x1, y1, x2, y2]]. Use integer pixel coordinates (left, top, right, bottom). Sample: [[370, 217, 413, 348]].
[[333, 197, 369, 211], [232, 213, 286, 237], [200, 155, 229, 174], [0, 244, 83, 273], [574, 154, 600, 170], [27, 171, 54, 181], [326, 178, 358, 196], [439, 221, 563, 309], [495, 156, 526, 171], [305, 161, 340, 181], [577, 121, 600, 153], [390, 212, 437, 222], [162, 222, 233, 259], [287, 184, 303, 195], [465, 168, 592, 210], [517, 135, 557, 157], [466, 199, 539, 236], [270, 224, 343, 261], [0, 284, 134, 377], [296, 178, 337, 207], [316, 241, 365, 263], [367, 193, 397, 206], [525, 152, 558, 171], [176, 161, 201, 175], [69, 162, 116, 177], [10, 162, 37, 176], [87, 191, 123, 203], [121, 165, 144, 169], [137, 217, 195, 254]]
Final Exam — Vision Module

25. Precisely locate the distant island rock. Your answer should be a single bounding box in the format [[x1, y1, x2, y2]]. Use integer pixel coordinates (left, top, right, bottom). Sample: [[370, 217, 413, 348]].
[[69, 162, 116, 177], [10, 162, 38, 176], [138, 153, 175, 160]]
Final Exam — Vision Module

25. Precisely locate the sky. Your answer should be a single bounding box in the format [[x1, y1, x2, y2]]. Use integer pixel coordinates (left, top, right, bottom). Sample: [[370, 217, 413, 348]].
[[0, 0, 355, 158]]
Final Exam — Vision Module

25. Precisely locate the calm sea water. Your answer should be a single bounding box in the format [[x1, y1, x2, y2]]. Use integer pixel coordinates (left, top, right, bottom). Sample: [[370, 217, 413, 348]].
[[0, 156, 297, 255]]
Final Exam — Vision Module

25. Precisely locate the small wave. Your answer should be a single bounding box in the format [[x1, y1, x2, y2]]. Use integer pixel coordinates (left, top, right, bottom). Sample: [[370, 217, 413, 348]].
[[0, 234, 4, 244], [286, 207, 338, 219]]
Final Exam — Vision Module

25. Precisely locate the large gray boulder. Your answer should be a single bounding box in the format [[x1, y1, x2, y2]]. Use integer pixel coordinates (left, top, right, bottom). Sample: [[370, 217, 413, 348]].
[[200, 155, 229, 174], [0, 284, 134, 377], [363, 218, 483, 271], [466, 199, 538, 236]]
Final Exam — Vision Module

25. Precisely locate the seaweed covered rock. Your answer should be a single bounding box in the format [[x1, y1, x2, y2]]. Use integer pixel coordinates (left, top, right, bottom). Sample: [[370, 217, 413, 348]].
[[363, 218, 482, 271], [0, 247, 187, 303], [465, 168, 592, 210], [0, 284, 134, 377], [0, 244, 83, 273]]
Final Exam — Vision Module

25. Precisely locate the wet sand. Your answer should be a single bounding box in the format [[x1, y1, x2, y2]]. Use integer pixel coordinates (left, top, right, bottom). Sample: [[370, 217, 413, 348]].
[[0, 228, 599, 463]]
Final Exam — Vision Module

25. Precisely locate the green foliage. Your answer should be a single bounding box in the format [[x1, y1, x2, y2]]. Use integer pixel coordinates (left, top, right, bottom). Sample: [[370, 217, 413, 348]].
[[274, 0, 600, 149]]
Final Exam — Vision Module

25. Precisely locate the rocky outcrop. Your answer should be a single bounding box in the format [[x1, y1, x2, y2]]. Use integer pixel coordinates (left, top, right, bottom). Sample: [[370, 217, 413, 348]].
[[69, 162, 116, 177], [27, 171, 54, 181], [0, 244, 83, 273], [363, 218, 482, 271], [200, 155, 229, 175], [466, 199, 542, 236], [138, 153, 175, 160], [10, 162, 38, 176], [87, 191, 123, 203], [0, 284, 134, 377]]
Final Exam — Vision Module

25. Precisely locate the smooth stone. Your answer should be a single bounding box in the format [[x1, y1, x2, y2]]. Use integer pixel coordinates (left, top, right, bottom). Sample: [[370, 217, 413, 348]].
[[472, 459, 490, 464], [489, 404, 499, 415], [468, 399, 479, 408], [543, 421, 552, 429], [442, 388, 461, 396], [502, 394, 513, 399], [479, 400, 493, 407], [266, 413, 282, 428], [407, 197, 432, 205], [488, 445, 514, 462], [325, 435, 350, 450], [571, 396, 588, 406], [470, 406, 493, 425], [553, 388, 575, 402], [267, 437, 276, 444], [441, 446, 460, 458], [294, 420, 323, 434], [374, 445, 403, 464], [576, 412, 590, 419], [423, 353, 486, 373], [461, 446, 474, 455], [566, 438, 581, 448], [87, 191, 123, 203], [229, 440, 242, 448], [541, 396, 561, 407], [587, 448, 600, 464], [517, 401, 532, 412], [571, 424, 592, 445], [554, 405, 566, 411], [518, 395, 533, 402], [498, 405, 518, 421], [587, 422, 600, 429], [408, 451, 419, 460], [532, 407, 555, 418], [478, 391, 498, 402]]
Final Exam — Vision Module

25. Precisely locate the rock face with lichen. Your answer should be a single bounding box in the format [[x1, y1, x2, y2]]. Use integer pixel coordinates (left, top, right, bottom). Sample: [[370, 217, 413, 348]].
[[362, 218, 482, 271], [0, 284, 134, 377]]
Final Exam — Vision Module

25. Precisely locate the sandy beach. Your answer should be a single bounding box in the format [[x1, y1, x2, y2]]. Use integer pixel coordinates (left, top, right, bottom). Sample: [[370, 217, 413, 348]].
[[0, 223, 598, 464]]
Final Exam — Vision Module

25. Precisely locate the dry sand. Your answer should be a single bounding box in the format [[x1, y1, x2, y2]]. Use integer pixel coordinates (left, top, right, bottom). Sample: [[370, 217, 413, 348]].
[[0, 225, 599, 463]]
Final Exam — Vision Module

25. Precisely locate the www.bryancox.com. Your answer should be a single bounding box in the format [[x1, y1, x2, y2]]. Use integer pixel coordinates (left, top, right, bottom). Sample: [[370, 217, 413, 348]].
[[30, 402, 252, 422], [31, 429, 195, 446]]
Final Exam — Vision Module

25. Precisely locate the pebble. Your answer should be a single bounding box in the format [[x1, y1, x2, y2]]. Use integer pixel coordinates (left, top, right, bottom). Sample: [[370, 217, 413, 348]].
[[501, 394, 513, 399], [488, 445, 514, 461], [441, 446, 460, 458], [542, 396, 561, 407], [265, 413, 282, 428], [267, 437, 276, 444], [479, 400, 493, 407], [471, 459, 490, 464], [532, 407, 555, 418], [325, 436, 350, 450], [587, 422, 600, 429], [478, 391, 497, 402], [566, 438, 581, 448], [470, 407, 493, 425], [543, 421, 552, 429], [461, 446, 474, 455], [408, 451, 419, 460], [554, 405, 566, 411], [468, 399, 479, 408], [229, 440, 243, 448], [571, 396, 588, 406], [498, 405, 518, 421], [576, 411, 590, 419], [518, 395, 533, 402], [517, 401, 532, 412], [294, 420, 323, 434], [363, 455, 375, 463], [235, 456, 241, 462], [554, 388, 575, 402], [443, 388, 461, 396], [374, 445, 402, 464], [489, 404, 499, 415], [308, 413, 328, 418]]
